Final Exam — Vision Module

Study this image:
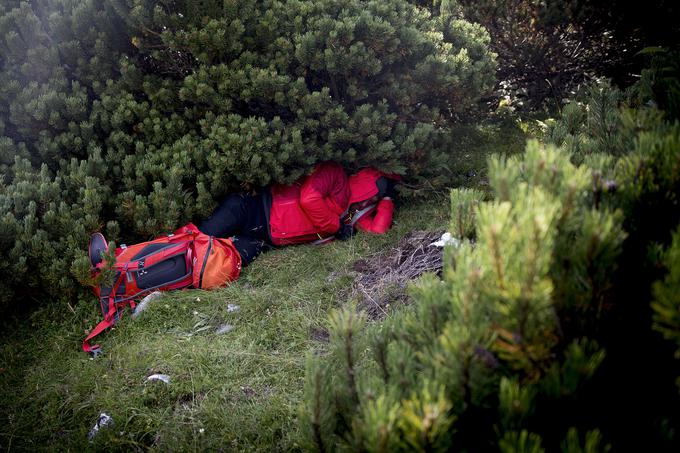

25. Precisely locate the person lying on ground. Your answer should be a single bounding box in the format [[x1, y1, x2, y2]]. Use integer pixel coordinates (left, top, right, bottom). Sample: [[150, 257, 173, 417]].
[[83, 163, 398, 353], [198, 161, 399, 265], [335, 167, 398, 240]]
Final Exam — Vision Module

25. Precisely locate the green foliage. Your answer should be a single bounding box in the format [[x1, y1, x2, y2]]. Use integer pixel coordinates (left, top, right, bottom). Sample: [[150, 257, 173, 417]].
[[304, 93, 680, 450], [560, 428, 610, 453], [499, 430, 544, 453], [652, 226, 680, 390], [397, 385, 454, 452], [546, 81, 629, 163], [632, 47, 680, 122], [0, 0, 496, 313], [427, 0, 680, 109], [449, 188, 484, 239]]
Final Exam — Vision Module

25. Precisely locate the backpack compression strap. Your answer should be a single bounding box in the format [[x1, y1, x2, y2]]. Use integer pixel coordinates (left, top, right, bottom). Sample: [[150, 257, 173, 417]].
[[82, 272, 133, 355], [349, 203, 377, 227]]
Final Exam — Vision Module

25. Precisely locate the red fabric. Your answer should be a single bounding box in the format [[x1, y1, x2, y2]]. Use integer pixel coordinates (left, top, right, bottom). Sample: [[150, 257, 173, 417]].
[[192, 234, 242, 288], [83, 272, 126, 353], [348, 168, 401, 203], [82, 316, 115, 353], [348, 168, 383, 203], [268, 164, 400, 245], [83, 222, 244, 353], [83, 227, 199, 353], [176, 222, 200, 234], [355, 198, 394, 234], [300, 162, 349, 234], [269, 162, 350, 245]]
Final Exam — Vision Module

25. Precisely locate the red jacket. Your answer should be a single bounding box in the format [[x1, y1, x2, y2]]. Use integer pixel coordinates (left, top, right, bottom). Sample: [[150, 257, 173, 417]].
[[348, 168, 397, 234], [269, 162, 350, 245], [354, 198, 394, 234]]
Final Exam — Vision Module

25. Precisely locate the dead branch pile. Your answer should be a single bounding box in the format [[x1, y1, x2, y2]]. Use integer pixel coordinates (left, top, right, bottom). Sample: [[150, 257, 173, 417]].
[[350, 230, 445, 319]]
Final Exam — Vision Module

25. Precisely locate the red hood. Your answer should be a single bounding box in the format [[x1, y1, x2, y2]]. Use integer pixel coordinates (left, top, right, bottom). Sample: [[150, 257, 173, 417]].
[[348, 168, 400, 204]]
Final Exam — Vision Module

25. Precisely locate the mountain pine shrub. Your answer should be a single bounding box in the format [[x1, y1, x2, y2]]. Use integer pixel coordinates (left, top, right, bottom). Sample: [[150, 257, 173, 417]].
[[0, 0, 496, 313], [653, 226, 680, 392], [303, 89, 680, 450]]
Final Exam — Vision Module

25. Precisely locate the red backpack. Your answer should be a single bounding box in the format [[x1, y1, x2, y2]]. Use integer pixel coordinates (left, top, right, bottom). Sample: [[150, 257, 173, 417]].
[[83, 224, 241, 354]]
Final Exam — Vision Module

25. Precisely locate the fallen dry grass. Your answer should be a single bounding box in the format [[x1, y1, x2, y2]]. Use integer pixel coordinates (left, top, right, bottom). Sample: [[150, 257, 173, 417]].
[[348, 230, 445, 319]]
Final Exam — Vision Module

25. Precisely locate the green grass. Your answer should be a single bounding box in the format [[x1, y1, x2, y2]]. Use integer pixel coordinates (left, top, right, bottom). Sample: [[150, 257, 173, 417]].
[[0, 196, 450, 452], [0, 120, 533, 451]]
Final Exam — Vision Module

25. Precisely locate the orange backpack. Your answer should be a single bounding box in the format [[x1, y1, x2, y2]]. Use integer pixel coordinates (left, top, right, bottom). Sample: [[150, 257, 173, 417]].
[[83, 223, 241, 355]]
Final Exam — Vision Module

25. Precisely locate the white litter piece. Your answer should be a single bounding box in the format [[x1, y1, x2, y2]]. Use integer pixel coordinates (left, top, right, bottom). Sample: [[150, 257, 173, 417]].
[[132, 291, 163, 319], [88, 412, 114, 441], [227, 304, 240, 313], [146, 374, 171, 384], [429, 232, 461, 248], [215, 324, 234, 335]]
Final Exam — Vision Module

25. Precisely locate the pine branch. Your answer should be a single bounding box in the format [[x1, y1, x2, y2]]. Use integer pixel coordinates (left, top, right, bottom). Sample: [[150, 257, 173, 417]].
[[344, 310, 360, 407], [312, 367, 327, 453]]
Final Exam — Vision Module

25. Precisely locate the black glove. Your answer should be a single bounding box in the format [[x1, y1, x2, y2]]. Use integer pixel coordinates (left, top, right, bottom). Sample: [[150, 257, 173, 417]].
[[383, 180, 396, 199], [336, 222, 355, 241], [376, 177, 396, 199]]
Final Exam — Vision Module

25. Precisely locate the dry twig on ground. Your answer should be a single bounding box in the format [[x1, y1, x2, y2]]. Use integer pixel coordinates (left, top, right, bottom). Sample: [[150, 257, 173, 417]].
[[349, 230, 445, 319]]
